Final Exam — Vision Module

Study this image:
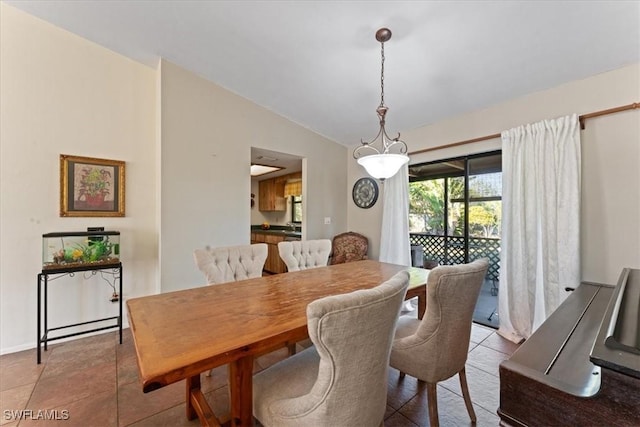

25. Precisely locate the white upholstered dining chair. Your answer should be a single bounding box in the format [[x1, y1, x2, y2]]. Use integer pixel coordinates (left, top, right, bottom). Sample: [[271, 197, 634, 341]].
[[193, 243, 268, 285], [390, 259, 489, 427], [277, 239, 332, 355], [252, 271, 410, 427], [193, 243, 268, 376], [277, 239, 331, 272]]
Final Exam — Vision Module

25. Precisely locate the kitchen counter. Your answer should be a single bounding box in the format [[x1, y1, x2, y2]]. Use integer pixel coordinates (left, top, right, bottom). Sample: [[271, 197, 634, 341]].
[[251, 227, 301, 273], [251, 226, 301, 239]]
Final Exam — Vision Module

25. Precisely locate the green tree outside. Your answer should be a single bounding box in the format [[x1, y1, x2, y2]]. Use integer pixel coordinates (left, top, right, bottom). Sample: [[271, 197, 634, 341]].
[[409, 175, 501, 238], [409, 179, 444, 233]]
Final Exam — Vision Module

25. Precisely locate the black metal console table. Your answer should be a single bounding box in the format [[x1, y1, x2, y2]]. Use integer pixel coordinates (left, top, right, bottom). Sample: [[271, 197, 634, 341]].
[[37, 262, 122, 363]]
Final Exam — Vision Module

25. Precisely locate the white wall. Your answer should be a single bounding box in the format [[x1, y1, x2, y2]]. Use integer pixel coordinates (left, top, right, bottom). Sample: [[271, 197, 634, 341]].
[[348, 63, 640, 285], [160, 60, 347, 292], [0, 5, 346, 352], [0, 4, 158, 353]]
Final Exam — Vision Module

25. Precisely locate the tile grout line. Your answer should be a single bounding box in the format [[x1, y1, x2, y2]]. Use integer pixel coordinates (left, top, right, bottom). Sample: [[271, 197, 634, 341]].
[[16, 347, 48, 427]]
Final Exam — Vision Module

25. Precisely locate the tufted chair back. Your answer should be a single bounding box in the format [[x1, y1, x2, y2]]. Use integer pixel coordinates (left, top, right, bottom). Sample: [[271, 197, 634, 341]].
[[277, 240, 331, 272], [390, 259, 489, 427], [329, 232, 369, 265], [252, 271, 410, 426], [193, 244, 268, 284]]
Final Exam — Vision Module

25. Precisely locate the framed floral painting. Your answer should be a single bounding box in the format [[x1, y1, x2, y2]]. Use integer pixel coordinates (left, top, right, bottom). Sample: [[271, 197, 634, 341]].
[[60, 154, 125, 217]]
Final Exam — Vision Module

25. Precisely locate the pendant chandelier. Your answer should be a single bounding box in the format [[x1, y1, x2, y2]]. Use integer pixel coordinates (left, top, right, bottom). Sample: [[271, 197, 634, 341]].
[[353, 28, 409, 181]]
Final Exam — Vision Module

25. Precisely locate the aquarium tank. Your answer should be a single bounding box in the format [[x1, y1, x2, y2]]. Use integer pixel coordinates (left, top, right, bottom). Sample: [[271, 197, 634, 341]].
[[42, 230, 120, 271]]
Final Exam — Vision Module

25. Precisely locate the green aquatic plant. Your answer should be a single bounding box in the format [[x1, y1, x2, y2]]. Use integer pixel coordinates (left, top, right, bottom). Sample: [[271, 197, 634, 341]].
[[77, 239, 113, 262], [52, 237, 116, 264]]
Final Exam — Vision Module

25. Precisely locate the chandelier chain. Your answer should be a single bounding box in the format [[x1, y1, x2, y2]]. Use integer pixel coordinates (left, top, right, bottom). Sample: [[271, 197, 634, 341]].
[[380, 42, 385, 108], [353, 27, 409, 180]]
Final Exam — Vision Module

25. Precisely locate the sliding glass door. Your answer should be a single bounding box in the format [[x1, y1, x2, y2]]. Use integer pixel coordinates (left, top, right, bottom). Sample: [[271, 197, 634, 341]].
[[409, 151, 502, 327]]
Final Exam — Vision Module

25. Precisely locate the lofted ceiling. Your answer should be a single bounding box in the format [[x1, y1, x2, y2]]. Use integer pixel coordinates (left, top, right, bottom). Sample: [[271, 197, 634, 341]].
[[5, 1, 640, 149], [251, 147, 302, 179]]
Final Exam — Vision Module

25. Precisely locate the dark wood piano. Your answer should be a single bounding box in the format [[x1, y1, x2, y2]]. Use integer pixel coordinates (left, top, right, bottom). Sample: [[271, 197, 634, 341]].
[[498, 268, 640, 426]]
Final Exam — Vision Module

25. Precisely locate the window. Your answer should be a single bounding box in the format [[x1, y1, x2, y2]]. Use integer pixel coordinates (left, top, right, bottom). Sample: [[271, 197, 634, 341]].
[[291, 195, 302, 223]]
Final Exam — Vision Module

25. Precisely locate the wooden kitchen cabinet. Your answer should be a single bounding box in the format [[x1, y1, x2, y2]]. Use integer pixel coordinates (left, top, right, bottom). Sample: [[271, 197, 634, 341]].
[[252, 231, 287, 274], [258, 178, 286, 211], [264, 233, 287, 274]]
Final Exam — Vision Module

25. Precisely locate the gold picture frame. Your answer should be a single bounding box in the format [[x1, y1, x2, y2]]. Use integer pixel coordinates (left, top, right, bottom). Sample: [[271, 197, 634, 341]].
[[60, 154, 125, 217]]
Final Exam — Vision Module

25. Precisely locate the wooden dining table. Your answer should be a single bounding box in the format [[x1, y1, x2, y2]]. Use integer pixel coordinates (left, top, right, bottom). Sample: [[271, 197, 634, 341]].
[[127, 260, 429, 427]]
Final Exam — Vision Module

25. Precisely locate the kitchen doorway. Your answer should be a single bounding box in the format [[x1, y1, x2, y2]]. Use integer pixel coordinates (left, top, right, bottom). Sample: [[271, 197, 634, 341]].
[[250, 147, 304, 234]]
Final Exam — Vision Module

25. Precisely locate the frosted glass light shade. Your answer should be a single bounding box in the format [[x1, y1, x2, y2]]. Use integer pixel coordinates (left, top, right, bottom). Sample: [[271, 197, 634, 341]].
[[357, 153, 409, 180]]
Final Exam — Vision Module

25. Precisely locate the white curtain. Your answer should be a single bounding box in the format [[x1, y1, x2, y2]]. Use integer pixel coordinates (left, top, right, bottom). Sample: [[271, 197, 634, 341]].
[[379, 163, 411, 267], [498, 114, 581, 343]]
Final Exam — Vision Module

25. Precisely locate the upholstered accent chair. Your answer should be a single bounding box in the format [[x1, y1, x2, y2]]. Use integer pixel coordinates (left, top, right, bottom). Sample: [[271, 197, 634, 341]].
[[193, 243, 268, 285], [252, 271, 410, 427], [390, 259, 489, 427], [277, 239, 331, 272], [329, 231, 369, 265]]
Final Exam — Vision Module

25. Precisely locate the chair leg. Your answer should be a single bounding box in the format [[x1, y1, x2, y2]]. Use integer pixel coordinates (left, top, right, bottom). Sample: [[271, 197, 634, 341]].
[[427, 382, 439, 427], [459, 367, 477, 423], [287, 342, 297, 356]]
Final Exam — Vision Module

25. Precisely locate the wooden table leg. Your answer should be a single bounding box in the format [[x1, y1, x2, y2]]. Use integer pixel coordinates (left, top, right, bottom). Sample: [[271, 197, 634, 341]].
[[418, 294, 426, 320], [405, 282, 427, 320], [186, 374, 220, 427], [186, 374, 200, 421], [229, 356, 254, 426]]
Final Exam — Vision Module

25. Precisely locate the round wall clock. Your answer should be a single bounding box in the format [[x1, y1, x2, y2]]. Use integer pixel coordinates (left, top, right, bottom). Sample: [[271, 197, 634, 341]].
[[352, 177, 379, 209]]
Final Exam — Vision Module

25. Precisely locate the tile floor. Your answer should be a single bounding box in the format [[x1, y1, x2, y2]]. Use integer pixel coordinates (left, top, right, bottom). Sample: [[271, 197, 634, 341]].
[[472, 279, 499, 329], [0, 317, 519, 427]]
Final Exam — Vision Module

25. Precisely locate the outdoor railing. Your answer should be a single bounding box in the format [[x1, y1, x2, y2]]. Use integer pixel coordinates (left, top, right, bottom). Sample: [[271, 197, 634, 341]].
[[409, 233, 500, 281]]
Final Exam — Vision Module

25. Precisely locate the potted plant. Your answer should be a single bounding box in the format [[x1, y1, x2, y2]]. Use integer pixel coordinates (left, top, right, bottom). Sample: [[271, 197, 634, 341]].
[[78, 166, 111, 207]]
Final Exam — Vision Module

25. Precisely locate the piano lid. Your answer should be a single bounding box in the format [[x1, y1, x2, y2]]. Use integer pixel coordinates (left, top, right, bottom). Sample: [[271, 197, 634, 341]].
[[502, 282, 613, 397], [591, 268, 640, 379]]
